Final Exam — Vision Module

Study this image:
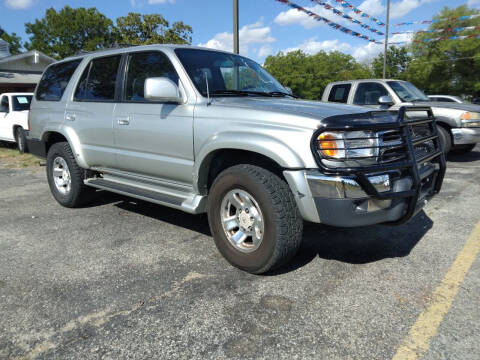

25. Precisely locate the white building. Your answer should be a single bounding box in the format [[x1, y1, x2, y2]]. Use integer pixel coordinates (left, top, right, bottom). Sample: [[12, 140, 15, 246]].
[[0, 39, 56, 93]]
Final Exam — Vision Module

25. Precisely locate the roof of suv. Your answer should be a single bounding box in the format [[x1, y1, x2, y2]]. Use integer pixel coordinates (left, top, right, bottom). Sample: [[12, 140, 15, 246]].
[[60, 44, 234, 63]]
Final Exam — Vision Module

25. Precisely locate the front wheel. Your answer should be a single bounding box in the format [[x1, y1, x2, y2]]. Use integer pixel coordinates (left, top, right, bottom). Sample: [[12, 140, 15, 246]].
[[15, 127, 28, 154], [437, 126, 452, 155], [207, 165, 303, 274]]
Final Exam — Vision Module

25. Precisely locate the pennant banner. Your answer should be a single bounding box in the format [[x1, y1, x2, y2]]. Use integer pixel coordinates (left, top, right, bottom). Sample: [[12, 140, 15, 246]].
[[392, 25, 480, 36], [333, 0, 386, 26], [310, 0, 385, 35], [394, 13, 480, 26], [391, 33, 480, 45], [275, 0, 382, 44]]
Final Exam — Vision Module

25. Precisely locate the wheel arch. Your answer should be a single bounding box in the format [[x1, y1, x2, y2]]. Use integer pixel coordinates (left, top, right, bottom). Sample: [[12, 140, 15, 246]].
[[41, 129, 88, 168]]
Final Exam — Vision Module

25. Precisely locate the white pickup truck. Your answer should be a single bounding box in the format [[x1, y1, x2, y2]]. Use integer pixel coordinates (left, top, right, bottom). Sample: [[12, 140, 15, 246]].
[[0, 92, 33, 153], [322, 80, 480, 154]]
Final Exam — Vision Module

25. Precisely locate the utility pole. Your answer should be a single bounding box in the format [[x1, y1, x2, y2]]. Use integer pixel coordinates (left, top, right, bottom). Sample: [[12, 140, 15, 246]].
[[383, 0, 391, 79], [233, 0, 239, 54]]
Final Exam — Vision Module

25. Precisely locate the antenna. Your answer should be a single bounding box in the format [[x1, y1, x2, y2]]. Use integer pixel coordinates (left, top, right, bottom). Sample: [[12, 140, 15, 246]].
[[205, 71, 212, 106]]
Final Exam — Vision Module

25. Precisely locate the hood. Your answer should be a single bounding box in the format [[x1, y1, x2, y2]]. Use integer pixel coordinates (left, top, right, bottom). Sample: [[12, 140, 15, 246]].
[[415, 101, 480, 112], [211, 96, 371, 120]]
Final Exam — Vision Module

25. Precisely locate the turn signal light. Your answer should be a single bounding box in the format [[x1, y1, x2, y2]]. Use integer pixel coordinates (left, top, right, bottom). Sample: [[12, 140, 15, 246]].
[[318, 133, 339, 157]]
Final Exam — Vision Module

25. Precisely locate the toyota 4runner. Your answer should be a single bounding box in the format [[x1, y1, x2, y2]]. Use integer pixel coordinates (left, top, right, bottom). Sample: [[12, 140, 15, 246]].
[[27, 45, 446, 274]]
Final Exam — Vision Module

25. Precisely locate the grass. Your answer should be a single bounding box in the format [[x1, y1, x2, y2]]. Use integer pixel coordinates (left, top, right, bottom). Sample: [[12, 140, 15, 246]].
[[0, 141, 43, 169]]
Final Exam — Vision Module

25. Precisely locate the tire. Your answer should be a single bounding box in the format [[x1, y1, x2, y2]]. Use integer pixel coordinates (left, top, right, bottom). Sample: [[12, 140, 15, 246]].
[[437, 126, 452, 155], [207, 164, 303, 274], [46, 142, 94, 208], [15, 127, 28, 154]]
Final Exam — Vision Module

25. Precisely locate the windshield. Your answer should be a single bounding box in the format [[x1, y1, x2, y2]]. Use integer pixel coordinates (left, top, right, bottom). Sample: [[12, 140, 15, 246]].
[[12, 95, 32, 111], [387, 81, 429, 102], [175, 48, 289, 97]]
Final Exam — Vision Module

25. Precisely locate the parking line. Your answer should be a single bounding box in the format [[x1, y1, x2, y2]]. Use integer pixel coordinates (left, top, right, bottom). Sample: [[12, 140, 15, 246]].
[[392, 221, 480, 360]]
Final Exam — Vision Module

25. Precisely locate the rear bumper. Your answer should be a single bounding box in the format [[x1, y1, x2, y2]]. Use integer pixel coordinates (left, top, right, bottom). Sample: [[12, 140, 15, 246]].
[[451, 127, 480, 145], [25, 133, 46, 159]]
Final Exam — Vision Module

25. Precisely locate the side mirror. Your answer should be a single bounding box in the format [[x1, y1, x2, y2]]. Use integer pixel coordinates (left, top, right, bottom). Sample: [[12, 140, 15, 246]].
[[285, 87, 293, 96], [144, 77, 182, 103], [0, 105, 8, 113], [378, 95, 394, 106]]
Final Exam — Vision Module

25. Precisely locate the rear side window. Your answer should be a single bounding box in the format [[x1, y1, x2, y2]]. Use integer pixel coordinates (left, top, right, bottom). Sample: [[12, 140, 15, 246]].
[[353, 82, 389, 105], [124, 51, 179, 102], [36, 60, 82, 101], [74, 55, 121, 101], [12, 95, 33, 111], [328, 84, 351, 103]]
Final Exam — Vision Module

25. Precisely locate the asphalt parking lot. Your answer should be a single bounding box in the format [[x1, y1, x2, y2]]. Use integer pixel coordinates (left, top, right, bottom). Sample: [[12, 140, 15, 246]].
[[1, 145, 479, 360]]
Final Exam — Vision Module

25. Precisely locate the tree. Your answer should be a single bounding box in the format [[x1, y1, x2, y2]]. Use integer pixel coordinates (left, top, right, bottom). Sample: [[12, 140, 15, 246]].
[[0, 31, 23, 55], [24, 6, 115, 59], [115, 13, 192, 45], [372, 46, 412, 79], [264, 50, 372, 100], [405, 5, 480, 96]]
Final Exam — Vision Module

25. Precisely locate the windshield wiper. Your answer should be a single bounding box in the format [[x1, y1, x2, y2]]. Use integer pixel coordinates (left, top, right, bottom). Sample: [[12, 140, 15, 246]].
[[210, 90, 296, 98], [267, 91, 298, 98]]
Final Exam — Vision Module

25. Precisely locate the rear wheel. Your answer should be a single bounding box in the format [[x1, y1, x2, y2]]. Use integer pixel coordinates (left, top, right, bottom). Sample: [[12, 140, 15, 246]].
[[15, 127, 28, 154], [437, 126, 452, 155], [46, 142, 94, 207], [207, 164, 303, 274]]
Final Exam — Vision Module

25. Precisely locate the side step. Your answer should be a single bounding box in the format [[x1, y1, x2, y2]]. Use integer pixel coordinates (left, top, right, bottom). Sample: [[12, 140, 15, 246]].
[[84, 177, 206, 214]]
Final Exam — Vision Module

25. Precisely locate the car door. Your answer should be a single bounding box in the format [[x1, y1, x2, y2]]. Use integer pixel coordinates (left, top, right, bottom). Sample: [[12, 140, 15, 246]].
[[0, 95, 13, 141], [66, 55, 121, 168], [353, 82, 391, 109], [112, 50, 194, 185]]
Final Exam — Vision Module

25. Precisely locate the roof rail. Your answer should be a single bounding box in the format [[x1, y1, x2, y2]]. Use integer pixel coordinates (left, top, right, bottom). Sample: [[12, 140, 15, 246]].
[[74, 43, 138, 56]]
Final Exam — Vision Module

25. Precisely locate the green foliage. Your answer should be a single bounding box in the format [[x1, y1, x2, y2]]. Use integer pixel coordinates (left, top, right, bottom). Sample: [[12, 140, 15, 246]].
[[115, 13, 192, 45], [24, 6, 193, 59], [0, 31, 22, 55], [405, 5, 480, 96], [24, 6, 115, 59], [264, 50, 372, 100], [372, 46, 412, 79]]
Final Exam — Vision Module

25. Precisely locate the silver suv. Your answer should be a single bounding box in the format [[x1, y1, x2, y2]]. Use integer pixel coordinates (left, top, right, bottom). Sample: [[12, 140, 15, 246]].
[[27, 45, 446, 274]]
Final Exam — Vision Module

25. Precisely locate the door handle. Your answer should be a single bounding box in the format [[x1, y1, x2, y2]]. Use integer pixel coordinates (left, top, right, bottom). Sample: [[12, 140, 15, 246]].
[[117, 117, 130, 126], [65, 113, 76, 121]]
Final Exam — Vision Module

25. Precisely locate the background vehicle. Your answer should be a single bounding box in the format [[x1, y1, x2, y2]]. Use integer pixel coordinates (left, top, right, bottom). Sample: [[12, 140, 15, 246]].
[[428, 95, 465, 103], [26, 46, 445, 274], [0, 92, 33, 153], [322, 80, 480, 154]]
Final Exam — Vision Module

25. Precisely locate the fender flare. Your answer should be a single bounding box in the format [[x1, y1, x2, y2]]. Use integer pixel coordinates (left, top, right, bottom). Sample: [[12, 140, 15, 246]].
[[194, 131, 305, 193]]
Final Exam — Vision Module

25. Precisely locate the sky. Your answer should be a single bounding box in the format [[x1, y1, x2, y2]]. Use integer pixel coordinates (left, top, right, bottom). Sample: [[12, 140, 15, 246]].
[[1, 0, 479, 63]]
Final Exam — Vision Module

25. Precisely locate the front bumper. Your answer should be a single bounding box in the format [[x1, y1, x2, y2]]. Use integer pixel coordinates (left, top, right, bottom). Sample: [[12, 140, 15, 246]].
[[284, 106, 446, 227], [284, 164, 438, 227], [451, 127, 480, 145]]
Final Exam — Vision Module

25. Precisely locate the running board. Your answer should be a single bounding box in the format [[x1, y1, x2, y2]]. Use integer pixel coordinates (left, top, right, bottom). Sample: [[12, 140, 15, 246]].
[[84, 177, 206, 214]]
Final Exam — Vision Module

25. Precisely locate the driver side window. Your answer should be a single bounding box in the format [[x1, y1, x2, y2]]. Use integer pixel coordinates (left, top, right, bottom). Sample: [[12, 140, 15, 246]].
[[0, 96, 9, 113], [124, 51, 179, 102], [354, 83, 389, 106]]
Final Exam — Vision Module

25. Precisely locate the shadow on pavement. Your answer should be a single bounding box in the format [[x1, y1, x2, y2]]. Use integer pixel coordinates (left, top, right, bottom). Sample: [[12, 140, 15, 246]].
[[270, 210, 433, 275], [447, 148, 480, 163], [114, 197, 211, 236], [86, 190, 434, 274]]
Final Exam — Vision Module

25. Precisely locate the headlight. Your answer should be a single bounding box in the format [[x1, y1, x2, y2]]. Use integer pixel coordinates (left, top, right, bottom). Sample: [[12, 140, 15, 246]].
[[461, 112, 480, 127], [316, 130, 378, 160]]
